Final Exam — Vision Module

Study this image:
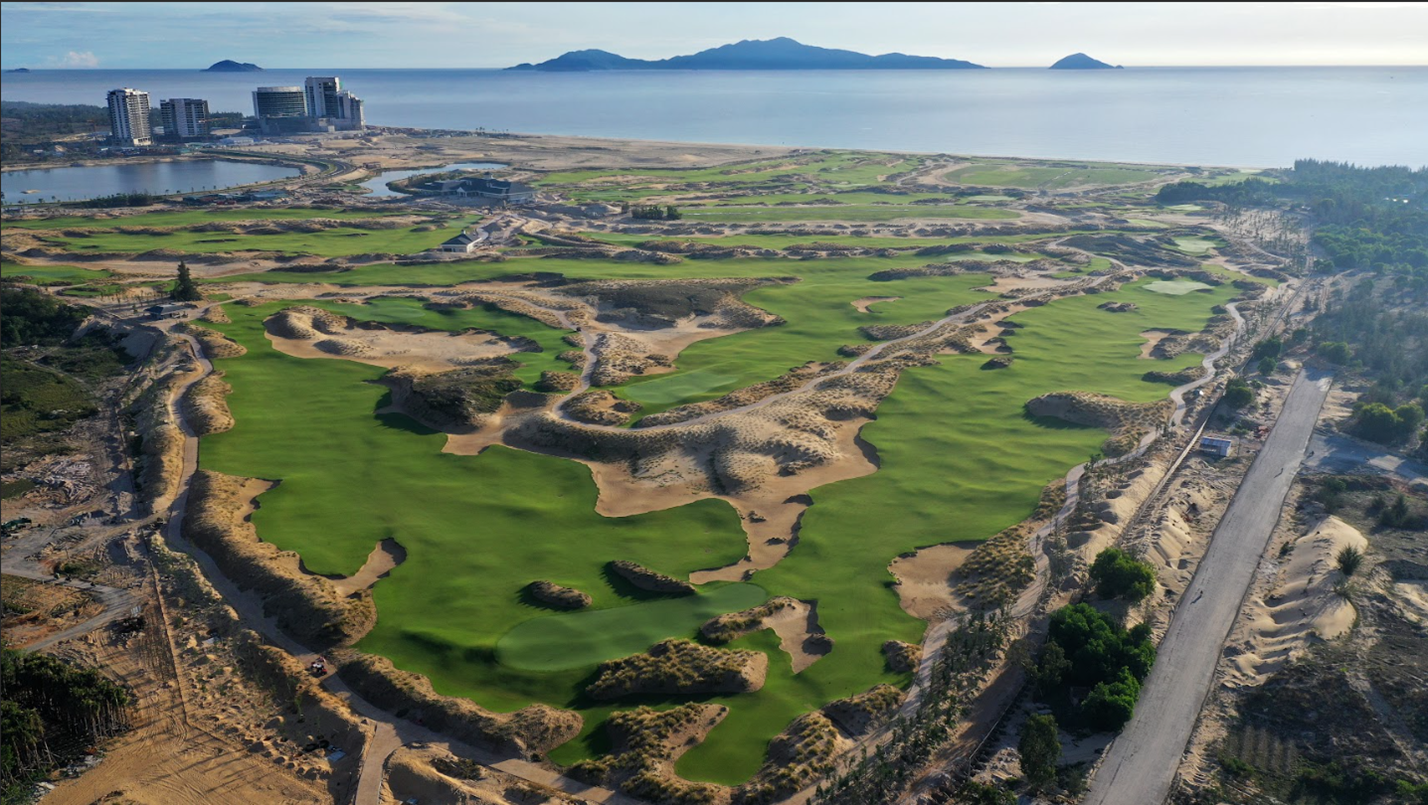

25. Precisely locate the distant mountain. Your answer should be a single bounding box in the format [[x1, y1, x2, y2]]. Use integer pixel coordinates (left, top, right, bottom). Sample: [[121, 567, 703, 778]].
[[5, 67, 32, 74], [1049, 53, 1121, 70], [508, 37, 984, 72], [206, 60, 263, 72]]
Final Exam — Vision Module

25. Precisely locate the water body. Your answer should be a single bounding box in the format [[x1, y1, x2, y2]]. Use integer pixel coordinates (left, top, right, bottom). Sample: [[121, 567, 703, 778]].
[[1, 158, 300, 204], [358, 161, 507, 197], [3, 67, 1425, 167]]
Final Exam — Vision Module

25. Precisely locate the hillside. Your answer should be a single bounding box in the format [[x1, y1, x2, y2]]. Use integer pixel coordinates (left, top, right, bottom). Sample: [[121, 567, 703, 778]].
[[509, 37, 984, 71]]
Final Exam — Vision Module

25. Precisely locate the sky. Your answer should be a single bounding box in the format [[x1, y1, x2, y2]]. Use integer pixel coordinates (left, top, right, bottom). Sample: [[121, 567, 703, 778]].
[[2, 1, 1426, 70]]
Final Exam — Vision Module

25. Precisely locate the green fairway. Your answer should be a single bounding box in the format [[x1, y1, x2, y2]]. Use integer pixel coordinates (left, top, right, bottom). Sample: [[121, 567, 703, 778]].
[[681, 205, 1018, 223], [498, 583, 767, 671], [945, 163, 1163, 189], [193, 268, 1240, 784], [0, 261, 112, 284], [29, 218, 477, 258], [1171, 236, 1223, 255], [581, 231, 1070, 251]]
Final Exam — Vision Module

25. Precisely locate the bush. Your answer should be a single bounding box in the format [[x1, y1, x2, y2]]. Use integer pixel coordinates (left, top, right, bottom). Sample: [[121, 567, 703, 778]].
[[1337, 545, 1364, 576], [1351, 402, 1423, 445], [1316, 341, 1353, 364], [1223, 377, 1255, 409], [1089, 548, 1158, 602], [1083, 669, 1141, 731]]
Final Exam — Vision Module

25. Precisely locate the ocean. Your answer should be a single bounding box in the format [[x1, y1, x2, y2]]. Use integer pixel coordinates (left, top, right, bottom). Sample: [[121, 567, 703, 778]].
[[3, 66, 1425, 168]]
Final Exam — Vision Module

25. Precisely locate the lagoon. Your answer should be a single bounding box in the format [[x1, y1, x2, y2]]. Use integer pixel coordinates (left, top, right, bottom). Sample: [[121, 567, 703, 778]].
[[1, 158, 301, 204]]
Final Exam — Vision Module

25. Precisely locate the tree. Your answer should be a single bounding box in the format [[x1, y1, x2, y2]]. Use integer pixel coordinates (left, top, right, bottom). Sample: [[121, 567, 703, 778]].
[[1258, 356, 1277, 376], [1083, 669, 1141, 731], [1090, 548, 1158, 602], [1018, 714, 1060, 791], [1223, 377, 1254, 409], [170, 261, 201, 302], [1252, 336, 1283, 361], [1351, 402, 1423, 445], [1316, 341, 1352, 364], [1033, 641, 1071, 698], [664, 204, 682, 220]]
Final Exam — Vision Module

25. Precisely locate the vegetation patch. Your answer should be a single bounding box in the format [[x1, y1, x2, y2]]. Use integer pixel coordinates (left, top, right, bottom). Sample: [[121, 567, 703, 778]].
[[586, 639, 768, 700]]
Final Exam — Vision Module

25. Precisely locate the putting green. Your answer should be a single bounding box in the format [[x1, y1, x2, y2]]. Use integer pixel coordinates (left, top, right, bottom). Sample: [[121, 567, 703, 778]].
[[1145, 280, 1215, 295], [497, 583, 767, 671], [622, 368, 741, 406], [1171, 236, 1222, 255]]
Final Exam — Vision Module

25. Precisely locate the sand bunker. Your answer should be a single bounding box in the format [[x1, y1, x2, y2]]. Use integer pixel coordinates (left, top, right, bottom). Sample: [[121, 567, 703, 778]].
[[852, 296, 902, 313], [1224, 516, 1367, 686], [1139, 329, 1185, 359], [889, 542, 980, 619], [329, 539, 406, 597], [264, 305, 518, 372]]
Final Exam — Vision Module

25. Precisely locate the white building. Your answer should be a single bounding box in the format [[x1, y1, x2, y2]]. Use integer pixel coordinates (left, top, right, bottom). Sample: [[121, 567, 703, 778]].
[[439, 231, 486, 253], [159, 98, 210, 140], [304, 76, 365, 130], [107, 88, 152, 146]]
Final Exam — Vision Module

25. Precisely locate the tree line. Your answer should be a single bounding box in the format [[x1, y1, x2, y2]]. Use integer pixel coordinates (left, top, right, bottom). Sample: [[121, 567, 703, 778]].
[[1, 650, 133, 794]]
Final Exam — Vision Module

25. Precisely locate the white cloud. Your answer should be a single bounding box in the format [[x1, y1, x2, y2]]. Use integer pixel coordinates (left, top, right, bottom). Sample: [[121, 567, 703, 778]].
[[46, 50, 99, 68]]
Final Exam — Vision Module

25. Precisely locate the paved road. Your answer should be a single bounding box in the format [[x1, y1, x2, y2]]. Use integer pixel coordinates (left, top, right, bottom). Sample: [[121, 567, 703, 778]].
[[1084, 367, 1333, 805], [1306, 430, 1427, 483]]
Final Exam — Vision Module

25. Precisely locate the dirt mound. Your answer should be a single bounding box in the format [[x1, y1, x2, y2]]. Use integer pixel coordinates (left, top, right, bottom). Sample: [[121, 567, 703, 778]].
[[701, 597, 800, 643], [637, 362, 841, 427], [566, 390, 642, 426], [182, 470, 375, 649], [232, 630, 371, 755], [526, 580, 592, 610], [1143, 366, 1207, 385], [1025, 391, 1173, 457], [556, 277, 788, 331], [333, 650, 581, 759], [586, 639, 767, 700], [589, 332, 674, 386], [608, 560, 695, 595], [313, 337, 374, 357], [182, 372, 235, 436], [382, 362, 522, 432], [176, 323, 247, 358], [535, 370, 580, 393], [820, 684, 904, 737], [200, 305, 230, 324], [568, 704, 729, 805], [882, 640, 922, 673]]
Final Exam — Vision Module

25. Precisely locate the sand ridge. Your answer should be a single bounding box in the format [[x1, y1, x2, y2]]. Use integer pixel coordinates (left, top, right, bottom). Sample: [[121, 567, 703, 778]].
[[1223, 515, 1367, 686]]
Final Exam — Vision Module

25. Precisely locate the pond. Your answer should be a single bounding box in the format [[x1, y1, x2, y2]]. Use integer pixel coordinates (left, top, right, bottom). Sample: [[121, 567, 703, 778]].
[[359, 161, 507, 197], [1, 158, 302, 204]]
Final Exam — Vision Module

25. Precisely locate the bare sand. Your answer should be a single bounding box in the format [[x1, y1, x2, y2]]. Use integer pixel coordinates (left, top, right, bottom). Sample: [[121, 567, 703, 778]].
[[264, 306, 518, 372], [330, 539, 406, 597], [1139, 329, 1182, 359], [1224, 515, 1367, 686], [889, 542, 980, 619], [851, 296, 902, 313], [763, 600, 830, 673]]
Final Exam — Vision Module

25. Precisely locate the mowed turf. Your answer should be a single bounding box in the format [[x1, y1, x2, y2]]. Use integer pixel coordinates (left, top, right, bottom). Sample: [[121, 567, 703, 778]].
[[4, 207, 401, 230], [945, 163, 1164, 189], [193, 265, 1242, 784], [0, 261, 112, 284], [681, 205, 1018, 223], [31, 219, 477, 258]]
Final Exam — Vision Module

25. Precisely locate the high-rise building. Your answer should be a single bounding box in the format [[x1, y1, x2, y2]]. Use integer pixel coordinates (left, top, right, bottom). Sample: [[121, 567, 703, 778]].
[[303, 76, 340, 118], [333, 90, 365, 129], [304, 76, 365, 131], [252, 86, 309, 134], [252, 86, 308, 119], [159, 98, 210, 140], [107, 88, 152, 146]]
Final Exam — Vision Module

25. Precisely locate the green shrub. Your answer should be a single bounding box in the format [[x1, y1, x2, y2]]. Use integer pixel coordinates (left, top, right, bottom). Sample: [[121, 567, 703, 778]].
[[1089, 548, 1158, 601]]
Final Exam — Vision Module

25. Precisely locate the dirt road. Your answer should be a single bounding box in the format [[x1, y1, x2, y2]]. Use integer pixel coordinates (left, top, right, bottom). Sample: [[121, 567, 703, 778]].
[[1084, 367, 1333, 805]]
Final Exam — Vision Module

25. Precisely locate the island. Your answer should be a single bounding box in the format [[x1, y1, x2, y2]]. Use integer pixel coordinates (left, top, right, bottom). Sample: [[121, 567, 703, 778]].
[[1050, 52, 1122, 69], [206, 59, 263, 72], [509, 37, 984, 71], [5, 67, 32, 73]]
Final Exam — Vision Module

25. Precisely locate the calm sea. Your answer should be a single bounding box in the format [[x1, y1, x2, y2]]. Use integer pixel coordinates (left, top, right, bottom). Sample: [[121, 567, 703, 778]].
[[3, 67, 1425, 168]]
